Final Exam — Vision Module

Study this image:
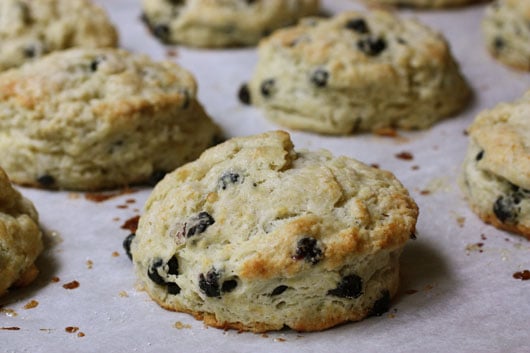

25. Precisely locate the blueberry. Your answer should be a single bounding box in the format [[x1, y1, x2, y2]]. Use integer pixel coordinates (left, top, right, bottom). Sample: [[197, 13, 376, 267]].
[[238, 84, 251, 105], [292, 237, 323, 265], [260, 79, 275, 98], [199, 268, 221, 298], [123, 233, 135, 260], [493, 195, 518, 223], [475, 150, 484, 161], [147, 257, 181, 293], [357, 37, 387, 56], [24, 46, 36, 58], [218, 172, 241, 190], [167, 256, 179, 276], [153, 24, 170, 42], [90, 56, 105, 72], [494, 37, 504, 51], [167, 283, 181, 295], [271, 285, 288, 296], [147, 258, 166, 286], [221, 279, 238, 293], [327, 274, 363, 299], [148, 170, 167, 186], [180, 90, 190, 109], [345, 18, 369, 34], [370, 290, 390, 316], [493, 185, 529, 224], [310, 69, 329, 88], [37, 175, 55, 187], [186, 212, 215, 237]]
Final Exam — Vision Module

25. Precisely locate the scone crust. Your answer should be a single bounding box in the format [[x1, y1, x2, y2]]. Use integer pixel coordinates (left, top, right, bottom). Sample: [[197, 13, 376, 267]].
[[132, 131, 418, 332], [482, 0, 530, 71], [247, 10, 470, 134], [141, 0, 320, 47], [0, 48, 220, 190], [0, 168, 42, 296], [0, 0, 118, 72], [460, 91, 530, 239]]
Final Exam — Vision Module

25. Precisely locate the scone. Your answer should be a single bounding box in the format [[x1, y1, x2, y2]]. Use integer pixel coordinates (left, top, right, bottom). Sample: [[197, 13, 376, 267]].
[[0, 0, 118, 72], [131, 131, 418, 332], [460, 91, 530, 239], [482, 0, 530, 71], [0, 167, 42, 296], [0, 48, 220, 191], [141, 0, 320, 47], [244, 11, 471, 135], [362, 0, 484, 8]]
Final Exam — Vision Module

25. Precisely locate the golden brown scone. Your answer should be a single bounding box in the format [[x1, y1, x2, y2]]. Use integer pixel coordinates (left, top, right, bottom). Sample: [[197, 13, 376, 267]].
[[460, 90, 530, 239], [244, 10, 471, 135], [0, 48, 221, 191], [141, 0, 320, 47], [0, 0, 118, 72], [0, 167, 42, 296], [482, 0, 530, 71], [130, 131, 418, 332]]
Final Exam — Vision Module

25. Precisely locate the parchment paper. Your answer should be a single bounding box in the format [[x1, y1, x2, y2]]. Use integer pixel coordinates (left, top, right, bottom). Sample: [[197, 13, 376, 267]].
[[2, 1, 530, 352]]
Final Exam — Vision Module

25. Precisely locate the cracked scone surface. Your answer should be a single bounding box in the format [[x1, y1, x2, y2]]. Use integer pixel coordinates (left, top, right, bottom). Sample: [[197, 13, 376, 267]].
[[0, 0, 118, 72], [362, 0, 483, 8], [131, 131, 418, 332], [0, 48, 220, 191], [0, 167, 42, 296], [460, 91, 530, 239], [246, 11, 470, 135], [482, 0, 530, 71], [141, 0, 320, 47]]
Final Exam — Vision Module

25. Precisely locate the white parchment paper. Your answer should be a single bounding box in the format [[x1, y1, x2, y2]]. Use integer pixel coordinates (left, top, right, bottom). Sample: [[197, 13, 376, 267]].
[[2, 1, 530, 352]]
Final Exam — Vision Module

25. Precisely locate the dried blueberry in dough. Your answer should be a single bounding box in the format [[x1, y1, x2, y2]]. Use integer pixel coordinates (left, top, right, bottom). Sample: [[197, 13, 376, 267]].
[[310, 69, 329, 88], [123, 233, 136, 260], [260, 79, 276, 98], [186, 212, 215, 237], [292, 237, 323, 264], [218, 172, 242, 190], [357, 37, 387, 56], [345, 18, 369, 33], [370, 290, 391, 317], [199, 268, 221, 298], [148, 259, 167, 286], [327, 274, 363, 299]]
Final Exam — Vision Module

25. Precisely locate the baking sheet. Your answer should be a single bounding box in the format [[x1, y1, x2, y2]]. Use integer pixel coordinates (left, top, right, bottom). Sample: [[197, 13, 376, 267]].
[[2, 1, 530, 352]]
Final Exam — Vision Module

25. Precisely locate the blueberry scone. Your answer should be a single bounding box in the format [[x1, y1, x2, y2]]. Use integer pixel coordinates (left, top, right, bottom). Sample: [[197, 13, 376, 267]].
[[0, 0, 118, 72], [243, 11, 471, 135], [130, 131, 418, 332], [482, 0, 530, 71], [141, 0, 320, 47], [0, 48, 220, 191], [0, 167, 42, 296], [460, 91, 530, 239], [362, 0, 483, 8]]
